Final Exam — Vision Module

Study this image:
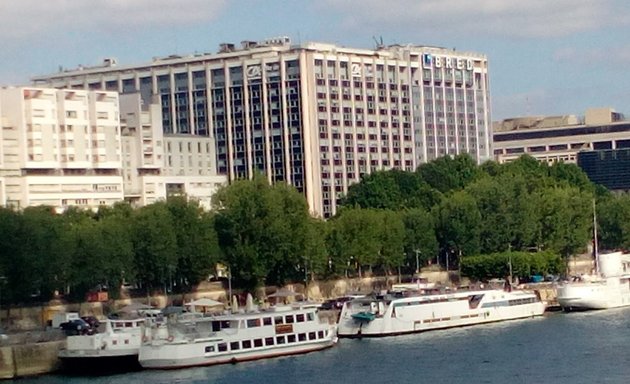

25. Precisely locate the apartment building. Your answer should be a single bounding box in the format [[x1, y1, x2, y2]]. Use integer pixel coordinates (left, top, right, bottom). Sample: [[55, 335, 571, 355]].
[[33, 38, 492, 217], [0, 87, 124, 210]]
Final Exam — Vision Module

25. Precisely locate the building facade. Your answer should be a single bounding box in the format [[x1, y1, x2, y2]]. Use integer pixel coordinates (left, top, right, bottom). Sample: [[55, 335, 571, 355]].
[[33, 38, 492, 217], [119, 94, 226, 209], [0, 87, 124, 210], [578, 149, 630, 191], [493, 108, 629, 164]]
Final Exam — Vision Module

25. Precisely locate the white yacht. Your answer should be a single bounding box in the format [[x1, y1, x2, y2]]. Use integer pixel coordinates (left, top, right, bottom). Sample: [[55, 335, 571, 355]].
[[139, 303, 337, 369], [337, 288, 545, 338], [58, 317, 148, 371], [557, 251, 630, 311]]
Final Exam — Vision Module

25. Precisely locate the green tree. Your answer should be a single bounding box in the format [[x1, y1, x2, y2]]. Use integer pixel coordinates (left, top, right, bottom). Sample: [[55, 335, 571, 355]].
[[131, 202, 178, 292], [375, 210, 406, 274], [401, 208, 439, 271], [417, 153, 481, 194], [328, 208, 381, 277], [432, 191, 482, 268]]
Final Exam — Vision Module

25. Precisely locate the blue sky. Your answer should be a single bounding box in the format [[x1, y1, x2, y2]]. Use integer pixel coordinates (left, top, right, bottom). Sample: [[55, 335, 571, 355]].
[[1, 0, 629, 120]]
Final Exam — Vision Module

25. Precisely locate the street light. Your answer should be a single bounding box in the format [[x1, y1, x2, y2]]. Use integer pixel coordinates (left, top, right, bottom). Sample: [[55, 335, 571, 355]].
[[414, 250, 420, 274]]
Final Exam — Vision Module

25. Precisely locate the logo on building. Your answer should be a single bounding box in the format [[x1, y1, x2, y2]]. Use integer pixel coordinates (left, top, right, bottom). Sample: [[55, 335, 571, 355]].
[[423, 53, 474, 71], [246, 65, 262, 79], [351, 63, 362, 77]]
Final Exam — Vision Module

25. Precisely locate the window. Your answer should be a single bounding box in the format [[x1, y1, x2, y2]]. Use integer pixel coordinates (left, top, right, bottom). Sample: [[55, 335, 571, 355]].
[[298, 333, 307, 342], [247, 318, 261, 328], [287, 334, 296, 343], [276, 336, 285, 344], [242, 340, 252, 349], [308, 332, 316, 340], [205, 345, 215, 353], [254, 339, 263, 347], [218, 343, 227, 352], [265, 337, 274, 346], [296, 314, 305, 322], [230, 341, 240, 351], [285, 315, 294, 324], [274, 316, 284, 325], [263, 317, 272, 326]]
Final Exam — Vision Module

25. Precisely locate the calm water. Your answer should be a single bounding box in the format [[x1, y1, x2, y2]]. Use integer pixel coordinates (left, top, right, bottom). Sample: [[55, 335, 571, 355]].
[[13, 308, 630, 384]]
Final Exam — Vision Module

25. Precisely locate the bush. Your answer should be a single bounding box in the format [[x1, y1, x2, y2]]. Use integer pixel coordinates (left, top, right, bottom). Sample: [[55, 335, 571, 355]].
[[461, 251, 563, 282]]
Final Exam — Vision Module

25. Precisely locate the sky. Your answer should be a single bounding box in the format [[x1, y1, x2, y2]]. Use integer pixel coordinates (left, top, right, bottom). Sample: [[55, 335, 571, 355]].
[[1, 0, 629, 120]]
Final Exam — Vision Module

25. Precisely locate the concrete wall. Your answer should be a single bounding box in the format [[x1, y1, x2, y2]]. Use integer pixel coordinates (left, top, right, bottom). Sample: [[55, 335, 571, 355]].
[[0, 341, 64, 379]]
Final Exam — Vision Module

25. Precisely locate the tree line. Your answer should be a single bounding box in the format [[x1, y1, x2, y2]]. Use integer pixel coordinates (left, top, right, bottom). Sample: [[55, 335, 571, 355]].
[[1, 154, 629, 304]]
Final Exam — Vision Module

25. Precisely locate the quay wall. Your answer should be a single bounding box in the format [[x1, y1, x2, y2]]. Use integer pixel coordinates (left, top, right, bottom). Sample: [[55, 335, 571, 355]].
[[0, 341, 64, 379]]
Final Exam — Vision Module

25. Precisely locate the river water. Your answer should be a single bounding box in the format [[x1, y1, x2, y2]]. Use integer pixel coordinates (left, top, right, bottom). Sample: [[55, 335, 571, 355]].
[[12, 308, 630, 384]]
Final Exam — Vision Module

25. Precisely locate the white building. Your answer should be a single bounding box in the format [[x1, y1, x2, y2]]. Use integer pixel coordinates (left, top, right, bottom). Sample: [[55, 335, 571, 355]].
[[0, 87, 124, 210], [119, 94, 226, 209], [33, 38, 492, 217]]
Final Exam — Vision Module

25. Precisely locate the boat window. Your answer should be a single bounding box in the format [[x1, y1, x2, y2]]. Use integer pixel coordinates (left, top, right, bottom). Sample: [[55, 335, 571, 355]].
[[265, 337, 274, 346], [254, 339, 263, 347], [247, 318, 261, 328], [212, 321, 221, 332], [317, 331, 324, 339], [308, 331, 316, 340], [468, 294, 484, 309], [296, 314, 305, 322], [276, 336, 286, 344], [287, 334, 296, 343], [274, 316, 284, 325], [242, 340, 252, 349], [230, 341, 240, 351], [298, 333, 307, 342], [263, 317, 272, 326], [307, 312, 315, 321], [218, 343, 227, 352], [205, 345, 215, 353], [285, 315, 294, 324]]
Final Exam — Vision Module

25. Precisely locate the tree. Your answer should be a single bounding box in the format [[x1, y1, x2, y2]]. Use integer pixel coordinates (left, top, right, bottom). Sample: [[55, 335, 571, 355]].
[[597, 193, 630, 250], [537, 186, 593, 266], [401, 208, 439, 271], [131, 202, 178, 292], [213, 175, 313, 289], [417, 153, 481, 194], [164, 196, 220, 291], [375, 210, 406, 275], [327, 208, 381, 277], [432, 191, 482, 268]]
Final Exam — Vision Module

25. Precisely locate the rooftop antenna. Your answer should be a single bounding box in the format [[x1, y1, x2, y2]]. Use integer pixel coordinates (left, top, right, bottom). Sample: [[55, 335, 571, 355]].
[[373, 36, 384, 49]]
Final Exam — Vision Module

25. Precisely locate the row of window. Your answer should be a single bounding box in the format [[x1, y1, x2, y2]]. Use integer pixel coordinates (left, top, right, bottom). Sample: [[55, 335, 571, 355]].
[[204, 330, 327, 354]]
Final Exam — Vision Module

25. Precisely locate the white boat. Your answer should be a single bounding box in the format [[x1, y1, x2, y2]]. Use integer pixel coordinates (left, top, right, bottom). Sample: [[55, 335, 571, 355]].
[[139, 304, 337, 369], [557, 251, 630, 311], [337, 288, 545, 338], [58, 317, 148, 371]]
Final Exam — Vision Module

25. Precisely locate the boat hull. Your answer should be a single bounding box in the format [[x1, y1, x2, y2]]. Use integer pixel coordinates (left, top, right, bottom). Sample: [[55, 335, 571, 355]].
[[139, 338, 335, 369], [557, 282, 630, 311]]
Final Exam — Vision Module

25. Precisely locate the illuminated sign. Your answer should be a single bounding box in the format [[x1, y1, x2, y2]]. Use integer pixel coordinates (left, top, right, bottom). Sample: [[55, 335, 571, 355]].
[[246, 65, 262, 79], [351, 63, 362, 77], [422, 53, 473, 71]]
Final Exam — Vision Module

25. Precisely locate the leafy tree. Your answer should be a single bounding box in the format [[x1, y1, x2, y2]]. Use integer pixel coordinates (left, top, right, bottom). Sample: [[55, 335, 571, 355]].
[[213, 175, 313, 289], [597, 193, 630, 250], [417, 153, 481, 194], [401, 208, 439, 271], [537, 186, 593, 266], [461, 251, 563, 281], [327, 208, 381, 277], [432, 190, 482, 268], [131, 202, 178, 292], [375, 210, 406, 275], [164, 196, 220, 292]]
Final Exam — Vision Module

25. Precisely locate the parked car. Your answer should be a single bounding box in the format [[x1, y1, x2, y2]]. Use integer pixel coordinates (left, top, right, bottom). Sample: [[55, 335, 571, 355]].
[[60, 319, 92, 335], [81, 316, 100, 329]]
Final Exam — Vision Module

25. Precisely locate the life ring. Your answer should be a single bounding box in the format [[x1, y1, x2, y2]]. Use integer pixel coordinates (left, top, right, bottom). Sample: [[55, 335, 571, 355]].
[[167, 335, 174, 342]]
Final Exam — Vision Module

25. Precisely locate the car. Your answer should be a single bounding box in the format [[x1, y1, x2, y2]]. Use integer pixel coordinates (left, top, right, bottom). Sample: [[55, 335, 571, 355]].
[[81, 316, 100, 329], [60, 319, 91, 335]]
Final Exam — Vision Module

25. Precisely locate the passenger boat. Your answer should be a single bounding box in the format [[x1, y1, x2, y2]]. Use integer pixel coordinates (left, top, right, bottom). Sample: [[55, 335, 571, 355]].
[[557, 200, 630, 311], [337, 288, 545, 338], [58, 317, 148, 372], [557, 251, 630, 311], [139, 303, 337, 369]]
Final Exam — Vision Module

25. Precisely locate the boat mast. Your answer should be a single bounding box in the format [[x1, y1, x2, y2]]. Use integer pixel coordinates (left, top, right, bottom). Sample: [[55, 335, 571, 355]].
[[593, 199, 600, 275]]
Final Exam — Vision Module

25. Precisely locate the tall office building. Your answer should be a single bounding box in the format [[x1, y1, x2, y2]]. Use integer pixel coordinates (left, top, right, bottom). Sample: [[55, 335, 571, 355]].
[[33, 38, 492, 217]]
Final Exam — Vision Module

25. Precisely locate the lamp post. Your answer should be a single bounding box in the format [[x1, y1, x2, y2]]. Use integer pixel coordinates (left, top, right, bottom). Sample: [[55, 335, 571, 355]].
[[414, 249, 420, 274]]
